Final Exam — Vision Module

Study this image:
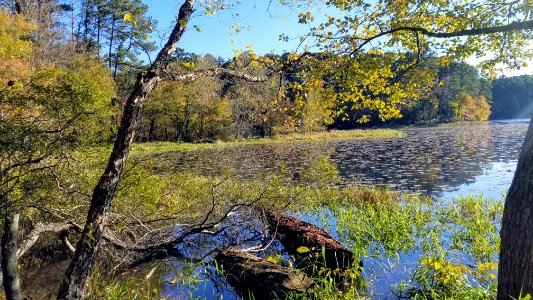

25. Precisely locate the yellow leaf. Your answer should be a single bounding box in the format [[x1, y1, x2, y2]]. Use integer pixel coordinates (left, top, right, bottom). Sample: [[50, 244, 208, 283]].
[[266, 255, 279, 264], [489, 274, 497, 280], [296, 246, 311, 253], [123, 12, 133, 22]]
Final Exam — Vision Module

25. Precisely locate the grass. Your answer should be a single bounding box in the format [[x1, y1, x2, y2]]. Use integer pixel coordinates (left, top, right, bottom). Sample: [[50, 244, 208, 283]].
[[84, 169, 503, 299], [283, 192, 502, 299], [49, 148, 503, 299], [131, 128, 405, 155]]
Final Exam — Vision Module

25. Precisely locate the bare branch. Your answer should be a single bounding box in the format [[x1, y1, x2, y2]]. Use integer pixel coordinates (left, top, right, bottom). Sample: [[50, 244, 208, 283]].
[[162, 68, 270, 82], [18, 222, 82, 257], [344, 19, 533, 57]]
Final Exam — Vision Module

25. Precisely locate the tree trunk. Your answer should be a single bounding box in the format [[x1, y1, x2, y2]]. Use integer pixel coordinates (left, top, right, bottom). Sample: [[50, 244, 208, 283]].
[[264, 210, 356, 272], [1, 212, 22, 300], [175, 115, 182, 141], [56, 1, 195, 299], [96, 17, 101, 58], [148, 118, 156, 142], [199, 114, 204, 140], [113, 43, 121, 80], [108, 18, 115, 70], [498, 118, 533, 299], [215, 248, 314, 299], [180, 99, 191, 142], [83, 1, 89, 49]]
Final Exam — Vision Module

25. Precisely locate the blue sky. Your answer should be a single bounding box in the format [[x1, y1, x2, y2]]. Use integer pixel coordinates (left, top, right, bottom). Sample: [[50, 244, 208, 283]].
[[144, 0, 318, 59], [143, 1, 532, 76]]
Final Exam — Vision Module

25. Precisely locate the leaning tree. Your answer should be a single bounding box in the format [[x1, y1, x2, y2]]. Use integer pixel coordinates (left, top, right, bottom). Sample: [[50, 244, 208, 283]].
[[54, 0, 533, 299], [56, 1, 269, 298]]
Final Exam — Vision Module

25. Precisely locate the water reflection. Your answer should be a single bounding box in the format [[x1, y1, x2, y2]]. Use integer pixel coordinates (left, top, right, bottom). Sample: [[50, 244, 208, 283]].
[[156, 121, 528, 200], [137, 121, 529, 299]]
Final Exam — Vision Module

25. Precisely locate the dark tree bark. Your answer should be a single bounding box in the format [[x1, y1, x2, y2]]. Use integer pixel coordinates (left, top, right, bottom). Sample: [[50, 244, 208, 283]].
[[108, 18, 115, 70], [215, 248, 314, 299], [1, 212, 22, 300], [264, 210, 356, 272], [56, 1, 196, 299], [180, 99, 191, 142], [148, 117, 156, 142], [498, 119, 533, 299]]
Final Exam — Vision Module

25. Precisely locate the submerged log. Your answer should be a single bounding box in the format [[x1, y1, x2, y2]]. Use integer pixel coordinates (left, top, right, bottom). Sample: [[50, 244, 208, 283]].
[[263, 210, 356, 272], [215, 248, 314, 299]]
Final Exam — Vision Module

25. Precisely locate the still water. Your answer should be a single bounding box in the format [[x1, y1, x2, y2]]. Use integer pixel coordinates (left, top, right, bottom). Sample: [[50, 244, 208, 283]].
[[145, 120, 530, 299], [21, 121, 529, 299], [112, 120, 529, 299], [158, 120, 528, 200]]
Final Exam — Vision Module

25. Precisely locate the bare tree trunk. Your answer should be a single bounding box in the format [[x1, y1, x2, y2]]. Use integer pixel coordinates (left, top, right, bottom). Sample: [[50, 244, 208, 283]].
[[108, 18, 115, 70], [175, 115, 182, 141], [199, 114, 204, 140], [70, 0, 75, 41], [56, 1, 195, 299], [1, 212, 22, 300], [180, 99, 191, 142], [113, 43, 121, 80], [83, 0, 89, 49], [96, 17, 101, 58], [148, 118, 156, 142], [498, 118, 533, 299]]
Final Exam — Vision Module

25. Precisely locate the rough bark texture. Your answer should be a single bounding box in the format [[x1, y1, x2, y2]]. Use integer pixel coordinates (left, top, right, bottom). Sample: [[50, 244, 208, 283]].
[[56, 1, 196, 299], [1, 213, 22, 300], [264, 210, 356, 272], [17, 222, 79, 258], [498, 119, 533, 299], [215, 248, 314, 299]]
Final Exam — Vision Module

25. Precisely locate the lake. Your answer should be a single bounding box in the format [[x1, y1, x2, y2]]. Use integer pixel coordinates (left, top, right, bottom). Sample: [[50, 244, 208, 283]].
[[142, 120, 530, 299], [157, 120, 528, 201], [25, 121, 529, 299]]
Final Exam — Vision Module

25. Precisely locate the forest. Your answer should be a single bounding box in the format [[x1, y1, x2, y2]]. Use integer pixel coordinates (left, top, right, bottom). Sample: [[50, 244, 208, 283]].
[[2, 0, 533, 299]]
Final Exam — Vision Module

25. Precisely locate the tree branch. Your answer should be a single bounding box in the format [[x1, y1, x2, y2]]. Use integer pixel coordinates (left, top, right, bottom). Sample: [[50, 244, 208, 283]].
[[162, 68, 270, 82], [366, 19, 533, 44], [17, 222, 82, 258]]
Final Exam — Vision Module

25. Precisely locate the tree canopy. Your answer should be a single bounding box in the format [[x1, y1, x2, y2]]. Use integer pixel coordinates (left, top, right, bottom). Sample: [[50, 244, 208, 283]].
[[1, 0, 533, 299]]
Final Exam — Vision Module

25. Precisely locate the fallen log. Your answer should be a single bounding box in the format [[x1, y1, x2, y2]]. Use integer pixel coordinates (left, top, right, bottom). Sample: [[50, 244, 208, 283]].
[[263, 210, 357, 273], [214, 248, 314, 299]]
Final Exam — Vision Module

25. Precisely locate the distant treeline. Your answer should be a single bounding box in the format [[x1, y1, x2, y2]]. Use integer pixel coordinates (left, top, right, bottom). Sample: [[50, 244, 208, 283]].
[[351, 61, 493, 128], [346, 63, 533, 127], [134, 52, 532, 142], [491, 75, 533, 120]]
